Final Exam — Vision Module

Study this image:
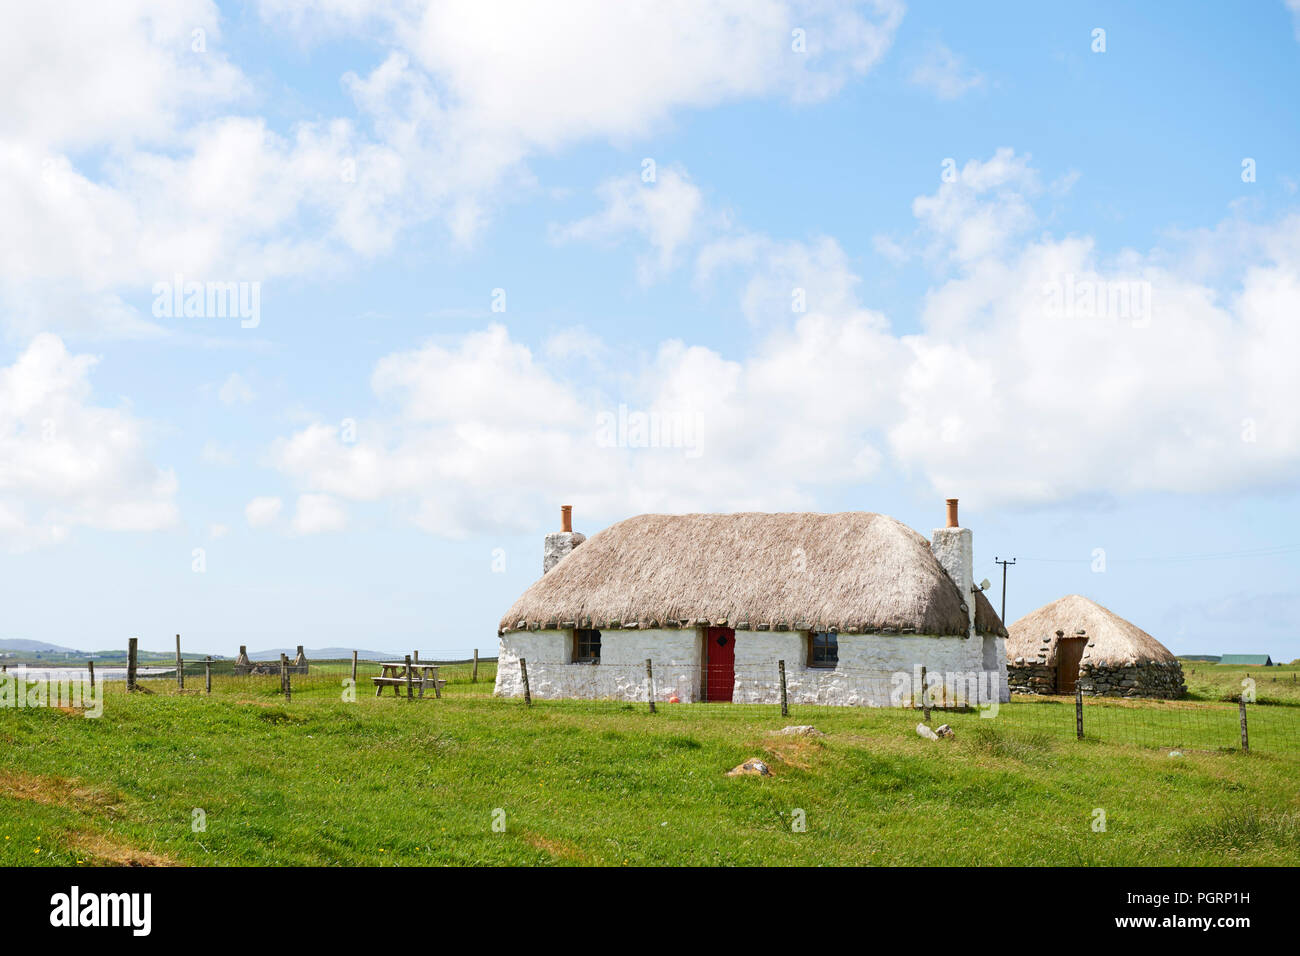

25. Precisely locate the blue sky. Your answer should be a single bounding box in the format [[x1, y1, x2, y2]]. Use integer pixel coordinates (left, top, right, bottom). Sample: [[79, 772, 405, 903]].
[[3, 1, 1300, 660]]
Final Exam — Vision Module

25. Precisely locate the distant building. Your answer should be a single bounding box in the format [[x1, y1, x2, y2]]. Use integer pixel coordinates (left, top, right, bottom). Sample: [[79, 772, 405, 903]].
[[1219, 654, 1274, 667], [233, 645, 309, 675]]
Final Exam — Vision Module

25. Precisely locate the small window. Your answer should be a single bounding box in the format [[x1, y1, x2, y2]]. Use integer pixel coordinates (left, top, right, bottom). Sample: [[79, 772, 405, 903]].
[[573, 628, 601, 663], [808, 631, 838, 668]]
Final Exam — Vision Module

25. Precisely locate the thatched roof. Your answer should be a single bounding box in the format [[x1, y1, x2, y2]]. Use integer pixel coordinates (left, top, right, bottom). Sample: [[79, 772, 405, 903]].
[[500, 512, 1006, 637], [1006, 594, 1176, 667]]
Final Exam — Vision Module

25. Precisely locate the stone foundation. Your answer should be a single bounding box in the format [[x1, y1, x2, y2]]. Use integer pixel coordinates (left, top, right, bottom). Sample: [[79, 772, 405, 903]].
[[1008, 658, 1186, 699], [1077, 660, 1185, 699], [1006, 660, 1057, 695]]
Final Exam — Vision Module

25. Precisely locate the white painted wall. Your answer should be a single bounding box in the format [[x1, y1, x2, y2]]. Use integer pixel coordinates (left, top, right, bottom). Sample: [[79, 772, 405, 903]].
[[495, 628, 704, 701], [496, 628, 1004, 706], [732, 631, 987, 706]]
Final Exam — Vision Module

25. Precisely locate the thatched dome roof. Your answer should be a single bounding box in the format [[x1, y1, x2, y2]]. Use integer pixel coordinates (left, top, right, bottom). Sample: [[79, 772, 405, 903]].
[[1006, 594, 1177, 667], [500, 512, 1007, 637]]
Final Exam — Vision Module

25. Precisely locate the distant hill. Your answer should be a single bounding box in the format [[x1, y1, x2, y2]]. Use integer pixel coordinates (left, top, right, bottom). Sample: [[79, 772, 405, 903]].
[[249, 647, 402, 661], [0, 639, 88, 654]]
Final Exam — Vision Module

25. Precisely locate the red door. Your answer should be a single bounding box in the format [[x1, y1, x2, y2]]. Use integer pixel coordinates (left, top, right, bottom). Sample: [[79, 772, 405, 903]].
[[705, 627, 735, 702]]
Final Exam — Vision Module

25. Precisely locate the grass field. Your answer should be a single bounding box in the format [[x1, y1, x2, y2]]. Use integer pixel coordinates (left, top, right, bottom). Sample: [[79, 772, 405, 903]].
[[1182, 660, 1300, 704], [2, 663, 1298, 867]]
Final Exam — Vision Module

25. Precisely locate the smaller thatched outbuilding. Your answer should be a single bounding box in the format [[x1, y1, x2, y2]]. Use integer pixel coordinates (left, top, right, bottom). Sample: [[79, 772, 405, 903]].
[[1005, 595, 1185, 699]]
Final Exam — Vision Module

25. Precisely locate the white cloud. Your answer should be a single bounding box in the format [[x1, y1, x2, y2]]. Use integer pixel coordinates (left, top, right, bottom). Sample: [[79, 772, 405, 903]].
[[245, 496, 283, 528], [218, 372, 255, 406], [908, 43, 985, 100], [1288, 0, 1300, 41], [551, 167, 704, 282], [0, 334, 178, 549], [269, 149, 1300, 525], [1, 0, 905, 339], [0, 0, 246, 151], [910, 148, 1041, 264], [291, 493, 348, 534]]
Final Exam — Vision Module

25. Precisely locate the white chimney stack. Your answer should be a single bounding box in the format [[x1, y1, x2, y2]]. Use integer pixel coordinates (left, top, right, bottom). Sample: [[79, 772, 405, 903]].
[[543, 504, 586, 574], [931, 497, 975, 639]]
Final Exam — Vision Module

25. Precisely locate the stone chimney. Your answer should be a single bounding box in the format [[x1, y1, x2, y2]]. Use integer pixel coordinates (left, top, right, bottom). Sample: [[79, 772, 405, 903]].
[[930, 498, 975, 639], [543, 504, 586, 574]]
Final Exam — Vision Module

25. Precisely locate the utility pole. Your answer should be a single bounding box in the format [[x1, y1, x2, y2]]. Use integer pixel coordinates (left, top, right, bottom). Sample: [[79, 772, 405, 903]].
[[994, 557, 1016, 623]]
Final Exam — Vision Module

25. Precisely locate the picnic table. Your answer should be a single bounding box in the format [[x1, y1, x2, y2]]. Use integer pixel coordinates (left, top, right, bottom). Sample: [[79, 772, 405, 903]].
[[373, 661, 445, 699]]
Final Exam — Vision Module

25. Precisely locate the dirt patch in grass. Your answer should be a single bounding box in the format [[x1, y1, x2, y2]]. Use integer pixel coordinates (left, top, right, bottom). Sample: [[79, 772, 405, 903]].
[[762, 735, 825, 770], [67, 832, 177, 867], [0, 769, 120, 812], [523, 832, 589, 864]]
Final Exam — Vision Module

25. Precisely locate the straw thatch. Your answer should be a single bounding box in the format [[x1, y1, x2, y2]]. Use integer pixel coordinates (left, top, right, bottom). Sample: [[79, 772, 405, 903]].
[[1006, 594, 1176, 666], [500, 512, 1006, 637]]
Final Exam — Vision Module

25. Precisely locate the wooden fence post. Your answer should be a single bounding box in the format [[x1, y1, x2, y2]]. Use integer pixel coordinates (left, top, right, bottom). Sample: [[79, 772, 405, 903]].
[[1075, 685, 1084, 740], [87, 659, 95, 693], [472, 648, 479, 683], [280, 653, 288, 699], [520, 658, 531, 708], [1239, 697, 1249, 753], [204, 656, 212, 694], [645, 658, 656, 714], [413, 650, 419, 665], [778, 660, 788, 717], [176, 634, 184, 690], [405, 654, 413, 700], [127, 638, 138, 693], [351, 650, 358, 684], [921, 665, 930, 723]]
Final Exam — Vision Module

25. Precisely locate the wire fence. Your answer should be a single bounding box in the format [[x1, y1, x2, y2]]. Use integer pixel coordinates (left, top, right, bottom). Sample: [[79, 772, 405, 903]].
[[491, 656, 1300, 755], [7, 650, 1297, 755]]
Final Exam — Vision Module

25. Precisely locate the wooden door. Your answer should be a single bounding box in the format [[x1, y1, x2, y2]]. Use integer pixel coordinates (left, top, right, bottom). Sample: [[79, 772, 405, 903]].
[[704, 627, 735, 702], [1056, 638, 1087, 694]]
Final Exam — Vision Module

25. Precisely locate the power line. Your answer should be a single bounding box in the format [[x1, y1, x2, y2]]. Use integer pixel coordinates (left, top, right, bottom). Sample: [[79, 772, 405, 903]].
[[1018, 544, 1300, 565]]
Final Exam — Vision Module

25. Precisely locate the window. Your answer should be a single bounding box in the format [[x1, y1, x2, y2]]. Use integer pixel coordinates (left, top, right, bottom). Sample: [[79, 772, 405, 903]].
[[573, 628, 601, 663], [808, 631, 838, 668]]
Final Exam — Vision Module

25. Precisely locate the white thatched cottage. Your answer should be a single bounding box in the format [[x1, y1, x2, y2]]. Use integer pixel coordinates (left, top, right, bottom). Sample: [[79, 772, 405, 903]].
[[495, 500, 1009, 707], [1005, 595, 1186, 699]]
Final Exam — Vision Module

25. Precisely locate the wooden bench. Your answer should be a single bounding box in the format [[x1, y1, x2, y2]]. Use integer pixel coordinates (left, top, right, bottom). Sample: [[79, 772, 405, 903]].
[[372, 662, 444, 699]]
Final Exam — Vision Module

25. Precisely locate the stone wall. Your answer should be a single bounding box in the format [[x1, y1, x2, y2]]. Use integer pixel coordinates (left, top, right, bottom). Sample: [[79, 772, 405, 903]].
[[1077, 660, 1186, 699], [495, 629, 703, 702], [496, 628, 1007, 707], [1007, 656, 1187, 699], [1006, 659, 1057, 695]]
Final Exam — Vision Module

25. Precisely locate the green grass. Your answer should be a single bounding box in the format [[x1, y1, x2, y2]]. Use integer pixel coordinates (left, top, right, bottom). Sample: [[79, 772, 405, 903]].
[[1, 668, 1297, 866], [1181, 660, 1300, 705]]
